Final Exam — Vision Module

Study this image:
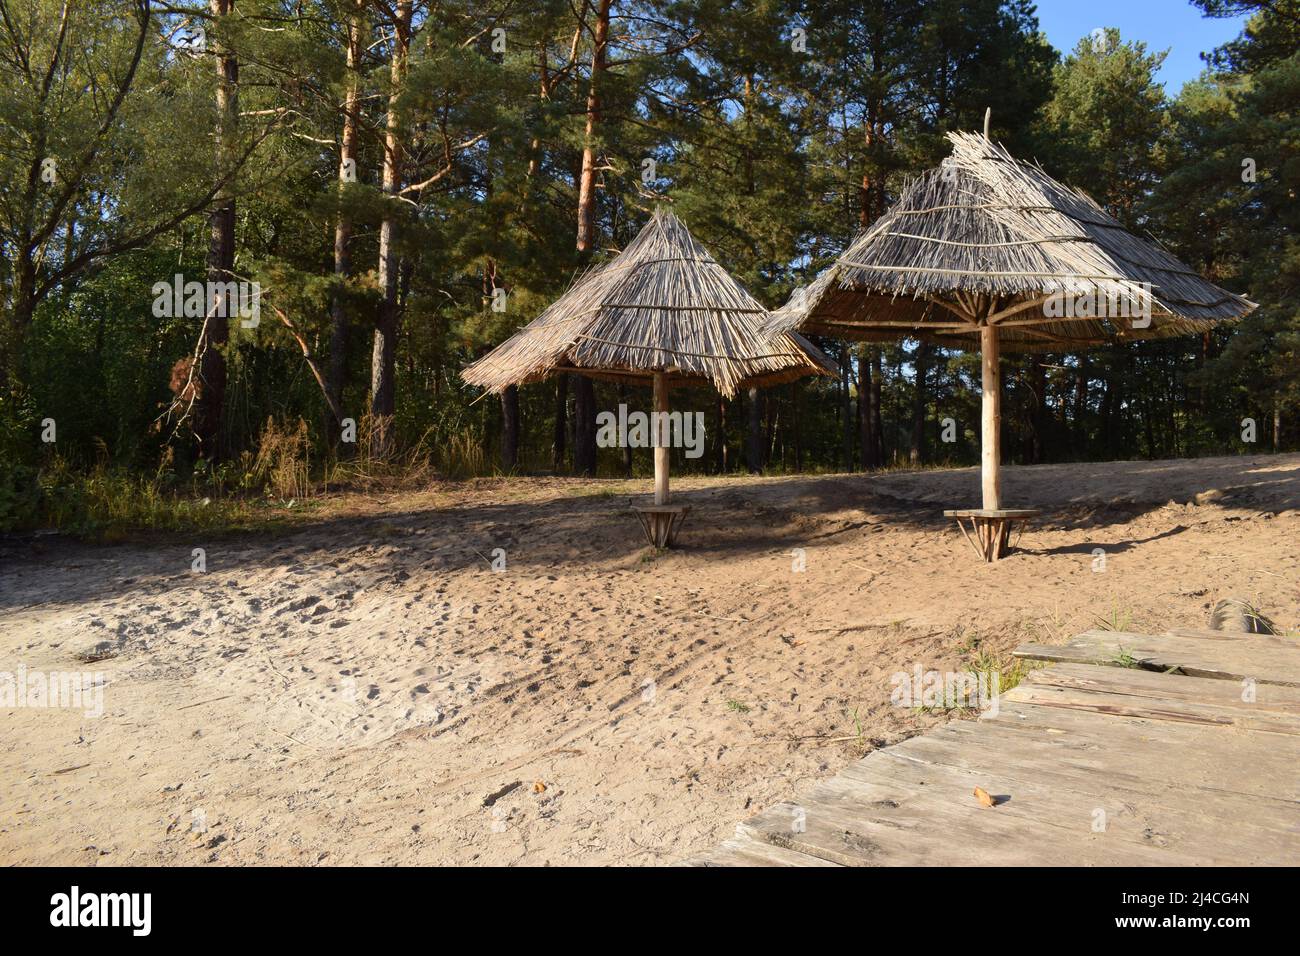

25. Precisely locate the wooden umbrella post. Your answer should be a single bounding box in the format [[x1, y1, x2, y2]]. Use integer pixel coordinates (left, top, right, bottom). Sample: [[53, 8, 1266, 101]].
[[946, 319, 1037, 561], [981, 323, 1001, 511], [759, 116, 1248, 564], [981, 107, 999, 513], [462, 210, 835, 554], [633, 370, 690, 548], [654, 371, 669, 505]]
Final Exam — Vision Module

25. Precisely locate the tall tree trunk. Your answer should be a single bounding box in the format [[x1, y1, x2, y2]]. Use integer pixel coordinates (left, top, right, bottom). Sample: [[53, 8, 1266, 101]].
[[481, 255, 522, 473], [370, 0, 413, 459], [327, 1, 363, 450], [714, 395, 728, 473], [858, 23, 887, 230], [857, 344, 873, 470], [841, 347, 854, 469], [575, 0, 612, 254], [569, 0, 611, 468], [195, 0, 238, 462], [765, 388, 778, 466], [1073, 354, 1090, 451], [500, 385, 519, 470], [909, 343, 930, 466], [552, 373, 568, 471], [792, 380, 803, 473], [2, 267, 37, 393], [1142, 391, 1156, 460], [573, 375, 597, 476], [528, 41, 554, 180], [869, 348, 884, 466], [1027, 355, 1047, 463], [1099, 375, 1114, 460], [618, 383, 633, 477], [746, 387, 763, 473]]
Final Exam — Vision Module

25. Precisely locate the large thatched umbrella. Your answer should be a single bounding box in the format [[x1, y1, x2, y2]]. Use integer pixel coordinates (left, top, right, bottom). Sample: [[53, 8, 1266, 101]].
[[464, 208, 835, 546], [769, 127, 1255, 560]]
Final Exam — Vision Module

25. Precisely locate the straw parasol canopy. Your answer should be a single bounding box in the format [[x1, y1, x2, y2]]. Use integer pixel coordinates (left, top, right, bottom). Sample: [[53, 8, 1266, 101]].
[[463, 207, 835, 399], [463, 207, 834, 542], [769, 130, 1254, 350], [768, 126, 1255, 549]]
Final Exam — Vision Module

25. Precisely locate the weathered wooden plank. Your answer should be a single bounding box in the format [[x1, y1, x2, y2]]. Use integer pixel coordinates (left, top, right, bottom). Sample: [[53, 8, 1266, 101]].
[[896, 725, 1300, 850], [940, 705, 1300, 804], [686, 829, 843, 867], [1165, 626, 1280, 641], [693, 627, 1300, 865], [834, 758, 1296, 865], [1018, 661, 1300, 710], [736, 703, 1299, 866], [1005, 663, 1300, 735], [842, 712, 1300, 842], [738, 784, 1208, 867], [1014, 629, 1300, 686]]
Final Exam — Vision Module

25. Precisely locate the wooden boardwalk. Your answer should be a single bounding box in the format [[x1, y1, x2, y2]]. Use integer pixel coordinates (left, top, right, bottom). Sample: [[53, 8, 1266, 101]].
[[689, 628, 1300, 866]]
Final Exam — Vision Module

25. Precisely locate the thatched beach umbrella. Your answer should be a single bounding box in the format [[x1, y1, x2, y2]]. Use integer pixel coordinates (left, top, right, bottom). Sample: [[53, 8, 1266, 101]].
[[464, 208, 835, 546], [769, 126, 1255, 560]]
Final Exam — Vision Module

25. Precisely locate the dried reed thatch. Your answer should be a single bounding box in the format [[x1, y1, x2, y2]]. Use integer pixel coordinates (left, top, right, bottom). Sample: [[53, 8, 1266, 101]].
[[768, 131, 1255, 351], [463, 208, 835, 397]]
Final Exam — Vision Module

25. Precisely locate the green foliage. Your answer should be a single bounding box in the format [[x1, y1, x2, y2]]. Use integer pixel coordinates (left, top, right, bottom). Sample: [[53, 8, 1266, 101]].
[[1150, 3, 1300, 442], [0, 395, 42, 532], [1041, 27, 1170, 221], [0, 0, 1294, 542]]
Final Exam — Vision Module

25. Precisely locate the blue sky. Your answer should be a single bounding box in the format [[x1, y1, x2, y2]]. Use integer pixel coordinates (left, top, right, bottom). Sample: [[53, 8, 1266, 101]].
[[1033, 0, 1250, 93]]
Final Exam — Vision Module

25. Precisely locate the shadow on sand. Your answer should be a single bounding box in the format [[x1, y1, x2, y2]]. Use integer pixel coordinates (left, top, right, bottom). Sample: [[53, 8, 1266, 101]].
[[3, 452, 1296, 615]]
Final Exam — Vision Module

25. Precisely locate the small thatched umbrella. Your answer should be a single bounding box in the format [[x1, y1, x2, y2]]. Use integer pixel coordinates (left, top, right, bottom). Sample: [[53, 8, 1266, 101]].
[[770, 125, 1255, 560], [464, 208, 835, 546]]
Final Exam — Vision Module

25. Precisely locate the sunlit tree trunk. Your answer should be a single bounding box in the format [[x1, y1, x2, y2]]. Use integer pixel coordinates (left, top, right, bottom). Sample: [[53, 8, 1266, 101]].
[[195, 0, 238, 462], [327, 1, 363, 450], [575, 0, 611, 254], [370, 0, 413, 459], [571, 0, 611, 476]]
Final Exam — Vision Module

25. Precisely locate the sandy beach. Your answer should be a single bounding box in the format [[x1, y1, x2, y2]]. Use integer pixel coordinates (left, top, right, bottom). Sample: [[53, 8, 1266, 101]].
[[2, 453, 1297, 865]]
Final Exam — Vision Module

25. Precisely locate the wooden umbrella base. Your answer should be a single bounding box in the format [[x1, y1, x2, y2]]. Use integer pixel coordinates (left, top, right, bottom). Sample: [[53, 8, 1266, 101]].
[[632, 504, 691, 549], [943, 508, 1040, 562]]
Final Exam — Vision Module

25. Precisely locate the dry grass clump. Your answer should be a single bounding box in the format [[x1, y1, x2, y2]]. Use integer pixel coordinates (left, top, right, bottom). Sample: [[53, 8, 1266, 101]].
[[249, 417, 313, 500]]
